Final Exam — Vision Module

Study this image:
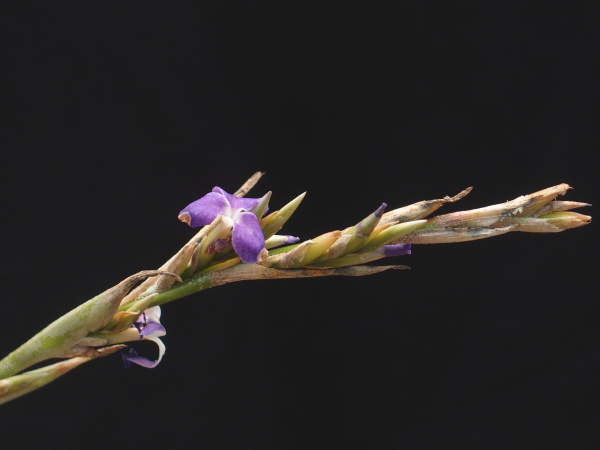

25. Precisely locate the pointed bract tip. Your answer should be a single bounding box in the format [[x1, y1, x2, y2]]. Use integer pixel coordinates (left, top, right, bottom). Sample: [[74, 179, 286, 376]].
[[178, 211, 191, 225], [284, 192, 306, 211], [375, 203, 387, 218], [258, 190, 272, 204]]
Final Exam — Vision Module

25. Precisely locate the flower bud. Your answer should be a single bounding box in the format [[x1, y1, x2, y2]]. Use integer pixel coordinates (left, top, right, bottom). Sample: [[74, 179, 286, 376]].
[[341, 203, 387, 255], [350, 222, 396, 252], [265, 234, 300, 249]]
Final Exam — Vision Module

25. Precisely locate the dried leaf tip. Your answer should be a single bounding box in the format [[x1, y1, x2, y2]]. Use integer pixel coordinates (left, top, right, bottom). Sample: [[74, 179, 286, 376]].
[[178, 211, 191, 224], [381, 187, 472, 225], [234, 171, 265, 198]]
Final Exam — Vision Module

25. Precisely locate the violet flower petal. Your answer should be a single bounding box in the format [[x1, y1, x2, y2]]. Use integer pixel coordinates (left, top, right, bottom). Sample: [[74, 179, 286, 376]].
[[122, 336, 166, 369], [232, 211, 265, 263], [139, 321, 166, 337], [179, 192, 230, 228], [122, 353, 159, 369], [133, 306, 165, 339], [383, 243, 411, 257], [285, 235, 300, 244], [122, 348, 159, 368], [212, 187, 262, 213]]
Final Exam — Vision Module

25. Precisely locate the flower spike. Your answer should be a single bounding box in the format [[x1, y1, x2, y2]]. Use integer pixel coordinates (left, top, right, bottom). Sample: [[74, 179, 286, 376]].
[[0, 175, 591, 405]]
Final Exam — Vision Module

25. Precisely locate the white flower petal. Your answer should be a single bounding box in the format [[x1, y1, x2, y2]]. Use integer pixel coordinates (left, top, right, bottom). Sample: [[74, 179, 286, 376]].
[[144, 306, 161, 323]]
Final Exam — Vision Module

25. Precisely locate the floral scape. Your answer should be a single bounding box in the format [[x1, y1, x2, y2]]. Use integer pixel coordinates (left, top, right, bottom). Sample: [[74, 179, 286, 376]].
[[0, 173, 591, 403]]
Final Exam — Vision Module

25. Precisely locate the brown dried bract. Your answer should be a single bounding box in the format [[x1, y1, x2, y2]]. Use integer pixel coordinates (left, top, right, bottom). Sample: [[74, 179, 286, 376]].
[[429, 184, 571, 228], [234, 171, 264, 198], [381, 187, 472, 225]]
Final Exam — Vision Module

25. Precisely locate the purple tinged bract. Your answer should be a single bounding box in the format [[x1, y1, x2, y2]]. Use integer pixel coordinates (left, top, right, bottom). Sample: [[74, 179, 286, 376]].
[[178, 187, 267, 263], [374, 202, 387, 218]]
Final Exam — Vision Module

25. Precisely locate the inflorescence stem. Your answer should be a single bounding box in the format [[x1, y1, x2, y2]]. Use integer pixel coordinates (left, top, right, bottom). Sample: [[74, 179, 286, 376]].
[[0, 173, 590, 405]]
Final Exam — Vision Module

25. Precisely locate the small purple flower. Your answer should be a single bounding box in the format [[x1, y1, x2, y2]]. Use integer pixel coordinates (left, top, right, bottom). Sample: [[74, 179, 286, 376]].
[[122, 306, 166, 369], [383, 243, 411, 257], [178, 187, 266, 264], [133, 306, 166, 339]]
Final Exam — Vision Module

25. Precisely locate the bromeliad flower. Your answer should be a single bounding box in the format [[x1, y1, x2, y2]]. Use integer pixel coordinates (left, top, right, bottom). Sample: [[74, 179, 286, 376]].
[[122, 306, 166, 369], [133, 306, 166, 339], [178, 187, 267, 263]]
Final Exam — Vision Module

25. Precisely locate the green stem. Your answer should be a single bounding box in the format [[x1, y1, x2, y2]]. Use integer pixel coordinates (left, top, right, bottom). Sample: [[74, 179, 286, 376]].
[[149, 273, 215, 308]]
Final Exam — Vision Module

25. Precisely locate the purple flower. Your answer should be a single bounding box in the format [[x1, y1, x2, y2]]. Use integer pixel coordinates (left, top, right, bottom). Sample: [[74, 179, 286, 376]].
[[122, 306, 166, 369], [382, 243, 411, 257], [133, 306, 166, 339], [178, 187, 267, 263]]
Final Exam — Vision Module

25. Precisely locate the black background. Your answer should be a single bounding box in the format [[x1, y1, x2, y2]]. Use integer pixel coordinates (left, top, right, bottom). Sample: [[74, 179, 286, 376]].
[[1, 2, 598, 449]]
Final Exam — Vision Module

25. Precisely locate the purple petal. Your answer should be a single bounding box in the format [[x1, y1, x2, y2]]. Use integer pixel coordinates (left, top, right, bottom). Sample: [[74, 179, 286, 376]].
[[212, 187, 261, 212], [139, 321, 166, 337], [121, 336, 166, 369], [179, 192, 230, 228], [232, 211, 265, 263], [383, 243, 412, 257], [285, 235, 300, 244], [122, 348, 160, 369]]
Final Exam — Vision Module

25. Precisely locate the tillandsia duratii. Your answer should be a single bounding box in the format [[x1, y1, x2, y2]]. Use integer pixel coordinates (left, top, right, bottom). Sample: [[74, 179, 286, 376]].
[[0, 172, 591, 405]]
